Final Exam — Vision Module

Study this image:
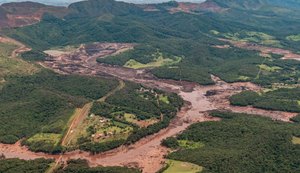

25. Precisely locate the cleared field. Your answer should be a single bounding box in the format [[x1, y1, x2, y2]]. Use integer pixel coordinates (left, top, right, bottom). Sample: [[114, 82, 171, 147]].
[[237, 76, 250, 81], [178, 140, 204, 150], [159, 95, 170, 104], [94, 120, 133, 143], [0, 42, 38, 83], [26, 133, 62, 148], [287, 34, 300, 42], [44, 45, 79, 56], [258, 64, 282, 72], [124, 52, 182, 69], [214, 30, 281, 47], [292, 136, 300, 144], [164, 160, 203, 173], [123, 113, 158, 127], [75, 115, 133, 144]]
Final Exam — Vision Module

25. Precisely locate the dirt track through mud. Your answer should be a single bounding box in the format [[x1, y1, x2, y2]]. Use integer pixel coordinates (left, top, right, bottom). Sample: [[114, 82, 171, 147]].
[[0, 43, 298, 173]]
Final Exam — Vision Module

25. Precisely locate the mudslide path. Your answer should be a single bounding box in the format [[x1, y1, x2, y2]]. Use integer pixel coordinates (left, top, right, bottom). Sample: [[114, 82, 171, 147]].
[[0, 42, 298, 173]]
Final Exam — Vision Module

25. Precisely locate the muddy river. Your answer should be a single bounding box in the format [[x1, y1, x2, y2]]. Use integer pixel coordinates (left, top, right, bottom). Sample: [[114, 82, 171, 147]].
[[0, 43, 297, 173]]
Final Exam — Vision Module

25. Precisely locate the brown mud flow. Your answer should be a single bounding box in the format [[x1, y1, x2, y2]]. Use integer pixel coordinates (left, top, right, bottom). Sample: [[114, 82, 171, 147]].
[[0, 43, 297, 173]]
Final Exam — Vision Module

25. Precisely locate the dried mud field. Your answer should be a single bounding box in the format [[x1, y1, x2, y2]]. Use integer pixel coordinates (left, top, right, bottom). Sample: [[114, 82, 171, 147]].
[[0, 42, 298, 173]]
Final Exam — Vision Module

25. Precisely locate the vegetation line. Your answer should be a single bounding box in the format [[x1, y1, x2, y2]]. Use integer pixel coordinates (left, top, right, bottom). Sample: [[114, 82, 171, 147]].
[[255, 57, 268, 79], [98, 80, 125, 102]]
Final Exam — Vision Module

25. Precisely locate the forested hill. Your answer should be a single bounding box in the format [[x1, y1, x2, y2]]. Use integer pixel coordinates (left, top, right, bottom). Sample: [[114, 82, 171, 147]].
[[212, 0, 300, 10], [2, 0, 300, 85], [66, 0, 144, 18]]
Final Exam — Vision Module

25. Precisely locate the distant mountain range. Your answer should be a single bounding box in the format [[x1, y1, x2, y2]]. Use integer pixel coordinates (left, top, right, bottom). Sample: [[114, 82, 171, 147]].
[[0, 0, 205, 6]]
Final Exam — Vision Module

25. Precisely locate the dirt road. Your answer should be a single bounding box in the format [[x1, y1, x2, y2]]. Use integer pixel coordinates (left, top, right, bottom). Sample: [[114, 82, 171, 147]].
[[0, 36, 31, 58], [98, 79, 125, 102], [61, 103, 93, 147]]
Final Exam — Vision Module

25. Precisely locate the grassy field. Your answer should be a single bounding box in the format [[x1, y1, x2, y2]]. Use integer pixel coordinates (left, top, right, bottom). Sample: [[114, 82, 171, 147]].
[[292, 136, 300, 144], [237, 76, 250, 81], [0, 42, 18, 57], [286, 34, 300, 42], [213, 30, 282, 47], [124, 113, 136, 122], [95, 120, 133, 143], [123, 113, 158, 127], [74, 115, 133, 145], [27, 133, 62, 146], [124, 52, 182, 69], [0, 42, 38, 84], [159, 95, 170, 104], [25, 133, 62, 152], [178, 140, 204, 150], [258, 64, 282, 72], [164, 160, 203, 173]]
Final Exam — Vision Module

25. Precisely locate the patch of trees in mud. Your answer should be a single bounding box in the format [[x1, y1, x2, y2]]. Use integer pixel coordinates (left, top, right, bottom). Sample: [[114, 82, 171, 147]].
[[0, 70, 119, 153], [0, 158, 52, 173], [55, 159, 140, 173], [163, 111, 300, 173], [230, 88, 300, 112], [0, 158, 140, 173], [79, 82, 183, 154]]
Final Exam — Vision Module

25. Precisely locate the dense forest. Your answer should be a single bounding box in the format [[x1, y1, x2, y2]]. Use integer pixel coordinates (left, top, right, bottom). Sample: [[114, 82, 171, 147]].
[[0, 158, 52, 173], [166, 111, 300, 173], [230, 88, 300, 112], [0, 69, 118, 152], [3, 0, 300, 86], [0, 158, 140, 173], [55, 159, 140, 173]]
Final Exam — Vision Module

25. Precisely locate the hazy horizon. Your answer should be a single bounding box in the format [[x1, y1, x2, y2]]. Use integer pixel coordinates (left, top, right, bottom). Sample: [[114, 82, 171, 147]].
[[0, 0, 206, 6]]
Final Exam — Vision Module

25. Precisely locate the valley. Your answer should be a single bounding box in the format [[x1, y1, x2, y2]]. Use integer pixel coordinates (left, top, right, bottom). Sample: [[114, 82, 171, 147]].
[[0, 42, 298, 173], [0, 0, 300, 172]]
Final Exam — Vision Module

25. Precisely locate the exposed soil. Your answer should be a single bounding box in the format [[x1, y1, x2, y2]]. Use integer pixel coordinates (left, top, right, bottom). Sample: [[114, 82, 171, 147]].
[[0, 36, 31, 58], [212, 44, 231, 49], [220, 38, 300, 61], [140, 1, 226, 14], [0, 2, 68, 28], [0, 42, 298, 173], [169, 1, 226, 14]]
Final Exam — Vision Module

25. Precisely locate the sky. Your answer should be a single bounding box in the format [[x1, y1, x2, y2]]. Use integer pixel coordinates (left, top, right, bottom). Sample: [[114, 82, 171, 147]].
[[0, 0, 205, 6]]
